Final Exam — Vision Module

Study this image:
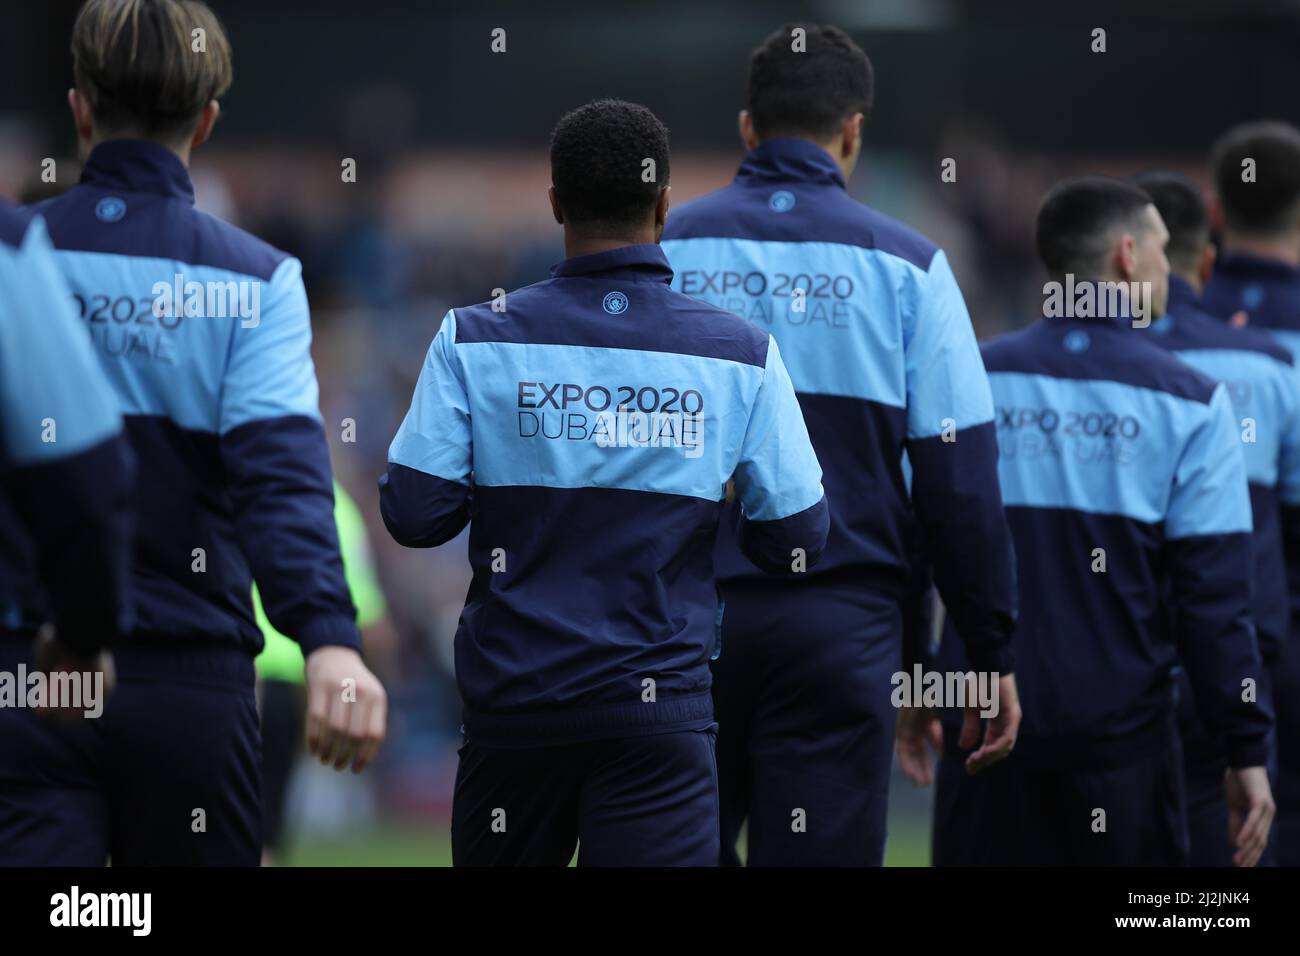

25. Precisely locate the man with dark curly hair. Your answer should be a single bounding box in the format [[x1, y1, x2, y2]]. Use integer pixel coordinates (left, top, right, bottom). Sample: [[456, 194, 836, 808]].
[[381, 98, 829, 866]]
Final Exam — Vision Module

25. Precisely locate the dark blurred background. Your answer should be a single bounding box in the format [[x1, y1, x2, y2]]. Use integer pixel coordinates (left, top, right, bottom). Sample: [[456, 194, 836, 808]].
[[2, 0, 1296, 864]]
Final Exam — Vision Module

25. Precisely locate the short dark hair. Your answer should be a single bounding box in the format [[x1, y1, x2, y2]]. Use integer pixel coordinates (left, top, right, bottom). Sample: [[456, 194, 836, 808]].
[[550, 98, 669, 229], [1131, 171, 1208, 273], [747, 23, 873, 141], [72, 0, 232, 142], [1035, 177, 1154, 278], [1211, 120, 1300, 236]]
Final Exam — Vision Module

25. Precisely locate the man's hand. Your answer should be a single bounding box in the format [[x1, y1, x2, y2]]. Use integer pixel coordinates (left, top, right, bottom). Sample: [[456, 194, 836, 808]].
[[896, 705, 943, 787], [31, 625, 115, 722], [1225, 765, 1274, 867], [960, 673, 1021, 775], [304, 646, 388, 774]]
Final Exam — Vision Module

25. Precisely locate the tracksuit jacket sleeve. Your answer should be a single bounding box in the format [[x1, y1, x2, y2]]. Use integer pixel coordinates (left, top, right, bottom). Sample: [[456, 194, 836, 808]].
[[901, 539, 936, 671], [0, 217, 134, 655], [380, 311, 474, 548], [903, 251, 1017, 675], [1168, 384, 1273, 769], [218, 256, 359, 656], [1275, 373, 1300, 617], [732, 336, 829, 574]]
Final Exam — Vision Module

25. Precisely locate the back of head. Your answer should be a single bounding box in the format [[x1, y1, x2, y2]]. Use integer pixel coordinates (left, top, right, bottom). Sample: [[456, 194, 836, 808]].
[[1211, 120, 1300, 238], [72, 0, 232, 143], [1131, 171, 1209, 276], [1035, 176, 1154, 280], [747, 23, 873, 142], [550, 98, 669, 235]]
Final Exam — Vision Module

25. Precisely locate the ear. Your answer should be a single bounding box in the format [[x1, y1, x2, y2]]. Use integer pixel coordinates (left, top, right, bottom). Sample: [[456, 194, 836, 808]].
[[68, 88, 95, 143], [1198, 243, 1216, 286], [738, 110, 759, 151], [840, 112, 864, 158], [190, 101, 220, 150], [1115, 233, 1139, 280], [653, 185, 672, 242], [548, 186, 564, 225]]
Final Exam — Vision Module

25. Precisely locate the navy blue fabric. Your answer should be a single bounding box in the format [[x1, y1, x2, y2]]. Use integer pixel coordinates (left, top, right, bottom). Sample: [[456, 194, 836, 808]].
[[1163, 274, 1293, 361], [1205, 251, 1300, 341], [382, 243, 828, 745], [0, 638, 261, 866], [932, 712, 1188, 866], [1204, 252, 1300, 615], [1, 436, 135, 654], [1204, 251, 1300, 864], [663, 138, 1016, 673], [24, 141, 357, 657], [1176, 665, 1278, 866], [981, 316, 1218, 403], [454, 245, 769, 366], [909, 422, 1015, 673], [451, 728, 719, 866], [663, 138, 936, 269], [451, 485, 723, 745], [0, 204, 134, 654], [1274, 639, 1300, 865], [1145, 275, 1293, 663], [711, 576, 900, 866], [937, 318, 1271, 770], [378, 463, 472, 547], [0, 204, 26, 246], [28, 141, 285, 280], [716, 393, 911, 583], [221, 415, 356, 654], [734, 497, 830, 574]]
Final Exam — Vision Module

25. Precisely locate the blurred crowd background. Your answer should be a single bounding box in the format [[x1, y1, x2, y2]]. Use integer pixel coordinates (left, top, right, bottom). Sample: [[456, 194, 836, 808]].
[[3, 0, 1300, 864]]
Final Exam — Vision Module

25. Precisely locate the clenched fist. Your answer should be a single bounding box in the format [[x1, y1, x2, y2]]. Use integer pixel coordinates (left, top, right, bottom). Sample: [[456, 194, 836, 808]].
[[304, 646, 388, 774]]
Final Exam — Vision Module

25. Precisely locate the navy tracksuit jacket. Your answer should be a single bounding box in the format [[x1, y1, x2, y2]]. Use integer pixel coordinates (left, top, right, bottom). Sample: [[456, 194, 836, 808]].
[[380, 242, 828, 864], [1, 140, 357, 865], [1204, 251, 1300, 866], [0, 206, 133, 654], [661, 139, 1017, 865], [933, 296, 1272, 865], [1145, 274, 1295, 864]]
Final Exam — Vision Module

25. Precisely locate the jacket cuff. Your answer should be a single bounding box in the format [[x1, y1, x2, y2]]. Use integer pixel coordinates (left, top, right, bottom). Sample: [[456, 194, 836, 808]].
[[964, 638, 1014, 677], [1225, 735, 1270, 770], [294, 615, 362, 657]]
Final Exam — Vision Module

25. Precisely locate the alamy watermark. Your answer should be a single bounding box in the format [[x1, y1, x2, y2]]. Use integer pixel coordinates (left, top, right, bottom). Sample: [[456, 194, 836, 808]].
[[50, 886, 151, 936], [1043, 274, 1152, 328], [152, 273, 261, 328], [0, 665, 105, 718], [891, 664, 1000, 718]]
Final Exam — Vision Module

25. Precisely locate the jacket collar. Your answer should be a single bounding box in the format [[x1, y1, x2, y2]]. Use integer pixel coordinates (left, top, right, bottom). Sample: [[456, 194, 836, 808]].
[[80, 139, 195, 203], [1166, 273, 1200, 313], [1214, 249, 1300, 285], [735, 138, 846, 189], [550, 243, 673, 282]]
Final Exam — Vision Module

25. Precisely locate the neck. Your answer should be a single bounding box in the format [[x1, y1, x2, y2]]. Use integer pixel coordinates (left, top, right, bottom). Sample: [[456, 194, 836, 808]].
[[817, 139, 854, 183], [564, 229, 654, 261], [1219, 229, 1300, 269], [83, 133, 191, 167]]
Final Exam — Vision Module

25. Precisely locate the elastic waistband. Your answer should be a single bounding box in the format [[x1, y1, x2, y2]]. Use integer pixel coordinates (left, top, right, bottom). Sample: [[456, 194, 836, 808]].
[[110, 639, 254, 692], [0, 631, 255, 692], [720, 563, 905, 598], [463, 690, 715, 747]]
